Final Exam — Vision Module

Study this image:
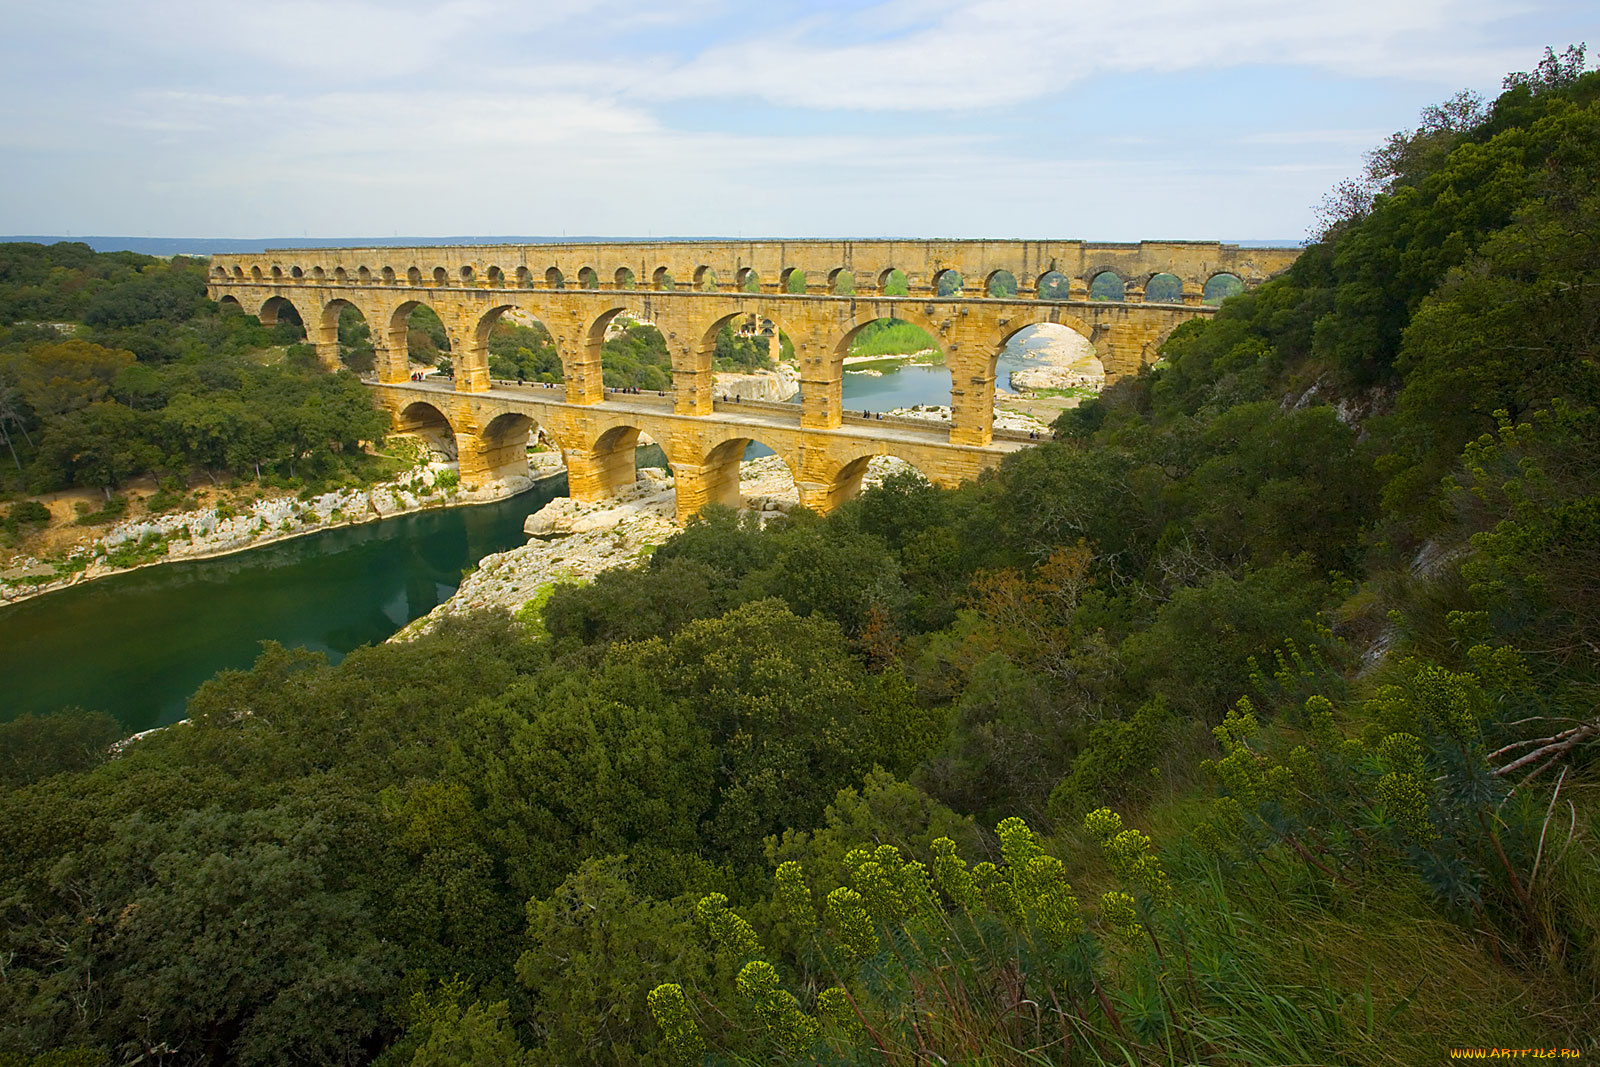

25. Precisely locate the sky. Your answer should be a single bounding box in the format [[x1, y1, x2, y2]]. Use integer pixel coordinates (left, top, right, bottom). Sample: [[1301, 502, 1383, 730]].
[[0, 0, 1591, 243]]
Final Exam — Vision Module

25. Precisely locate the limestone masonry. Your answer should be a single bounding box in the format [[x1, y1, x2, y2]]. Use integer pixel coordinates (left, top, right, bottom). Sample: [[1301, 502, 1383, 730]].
[[207, 239, 1298, 518]]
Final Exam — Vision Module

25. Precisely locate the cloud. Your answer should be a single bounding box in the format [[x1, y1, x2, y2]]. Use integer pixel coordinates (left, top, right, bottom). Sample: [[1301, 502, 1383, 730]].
[[638, 0, 1543, 110], [0, 0, 1582, 239]]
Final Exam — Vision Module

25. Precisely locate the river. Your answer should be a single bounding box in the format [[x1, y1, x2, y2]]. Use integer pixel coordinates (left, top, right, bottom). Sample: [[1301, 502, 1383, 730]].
[[0, 477, 566, 732], [0, 339, 1068, 733]]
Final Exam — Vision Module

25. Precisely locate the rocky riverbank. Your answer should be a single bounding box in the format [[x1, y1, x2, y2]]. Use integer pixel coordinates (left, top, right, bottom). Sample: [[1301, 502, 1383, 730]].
[[886, 404, 1051, 435], [396, 455, 909, 638], [714, 363, 800, 402], [1005, 332, 1105, 395], [0, 463, 550, 606]]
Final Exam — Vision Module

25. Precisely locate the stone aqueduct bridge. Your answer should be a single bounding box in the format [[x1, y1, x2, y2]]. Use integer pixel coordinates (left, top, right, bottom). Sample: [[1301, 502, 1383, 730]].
[[206, 240, 1298, 519]]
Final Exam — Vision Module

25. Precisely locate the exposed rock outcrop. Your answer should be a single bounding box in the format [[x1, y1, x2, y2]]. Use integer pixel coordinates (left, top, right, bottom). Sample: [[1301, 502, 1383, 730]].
[[887, 404, 1049, 435], [714, 363, 800, 402]]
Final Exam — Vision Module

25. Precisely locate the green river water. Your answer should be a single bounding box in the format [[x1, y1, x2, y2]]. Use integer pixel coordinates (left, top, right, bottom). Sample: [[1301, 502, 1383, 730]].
[[0, 351, 1060, 734], [0, 476, 566, 733]]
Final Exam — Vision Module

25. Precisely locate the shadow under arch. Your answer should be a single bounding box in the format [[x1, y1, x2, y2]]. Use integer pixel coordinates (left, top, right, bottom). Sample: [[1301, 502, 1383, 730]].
[[476, 410, 547, 482], [395, 400, 457, 462], [569, 420, 669, 503], [257, 295, 307, 337]]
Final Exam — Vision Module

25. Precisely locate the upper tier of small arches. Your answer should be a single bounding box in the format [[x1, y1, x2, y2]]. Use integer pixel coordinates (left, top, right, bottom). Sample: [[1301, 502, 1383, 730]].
[[213, 240, 1297, 307], [218, 261, 1254, 306]]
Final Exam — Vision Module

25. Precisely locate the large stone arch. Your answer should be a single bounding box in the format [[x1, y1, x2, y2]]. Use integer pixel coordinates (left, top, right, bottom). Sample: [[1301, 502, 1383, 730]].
[[256, 294, 309, 332], [992, 308, 1095, 349], [471, 409, 545, 483], [472, 301, 569, 389], [810, 306, 950, 429], [988, 311, 1105, 397], [311, 296, 369, 373], [386, 298, 465, 385], [562, 417, 666, 503], [827, 305, 948, 360], [385, 299, 430, 354], [680, 302, 806, 419], [580, 300, 680, 407], [1086, 267, 1126, 302], [467, 303, 521, 384], [818, 445, 946, 512], [682, 429, 802, 517], [394, 400, 457, 462]]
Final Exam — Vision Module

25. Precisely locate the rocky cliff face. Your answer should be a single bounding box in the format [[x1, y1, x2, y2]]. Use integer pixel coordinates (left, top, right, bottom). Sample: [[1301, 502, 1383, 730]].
[[713, 364, 800, 403]]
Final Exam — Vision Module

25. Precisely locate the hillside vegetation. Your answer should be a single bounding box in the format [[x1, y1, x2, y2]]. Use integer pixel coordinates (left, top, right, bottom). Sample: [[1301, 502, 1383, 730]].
[[0, 249, 393, 515], [2, 52, 1599, 1066]]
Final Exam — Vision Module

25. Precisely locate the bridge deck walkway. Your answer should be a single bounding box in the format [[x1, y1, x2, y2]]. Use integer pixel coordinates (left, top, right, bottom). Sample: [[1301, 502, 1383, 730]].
[[383, 377, 1033, 454]]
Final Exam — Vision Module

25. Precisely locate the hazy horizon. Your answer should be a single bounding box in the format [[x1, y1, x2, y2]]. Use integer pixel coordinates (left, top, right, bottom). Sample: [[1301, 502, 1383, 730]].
[[1, 234, 1308, 256]]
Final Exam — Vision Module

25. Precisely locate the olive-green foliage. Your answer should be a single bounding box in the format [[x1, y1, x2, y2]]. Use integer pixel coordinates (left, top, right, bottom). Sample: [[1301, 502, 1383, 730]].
[[0, 1049, 107, 1067], [600, 323, 672, 391], [486, 321, 561, 383], [1451, 404, 1600, 691], [1326, 79, 1600, 384], [0, 246, 395, 496], [337, 305, 374, 373], [712, 324, 774, 371], [385, 979, 531, 1067], [403, 305, 449, 365], [0, 244, 205, 329], [627, 600, 942, 866], [1122, 556, 1331, 722], [745, 518, 907, 639], [0, 499, 50, 539], [766, 770, 983, 904], [648, 504, 777, 580], [1047, 698, 1175, 820], [515, 857, 729, 1066], [19, 356, 390, 494], [542, 555, 734, 647], [0, 709, 123, 789]]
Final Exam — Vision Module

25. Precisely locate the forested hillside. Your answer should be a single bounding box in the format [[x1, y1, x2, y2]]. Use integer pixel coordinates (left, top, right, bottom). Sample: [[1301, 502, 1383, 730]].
[[2, 53, 1598, 1066], [0, 248, 392, 508]]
